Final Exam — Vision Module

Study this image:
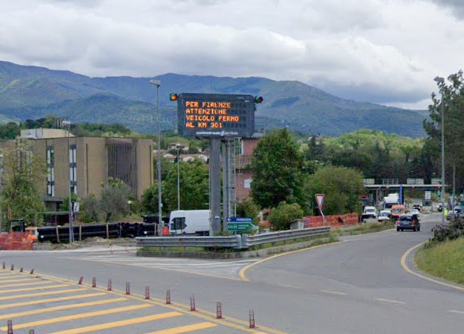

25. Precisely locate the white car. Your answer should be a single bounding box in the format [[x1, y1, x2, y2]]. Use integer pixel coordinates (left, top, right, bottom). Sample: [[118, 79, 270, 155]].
[[378, 210, 391, 222], [362, 206, 378, 220]]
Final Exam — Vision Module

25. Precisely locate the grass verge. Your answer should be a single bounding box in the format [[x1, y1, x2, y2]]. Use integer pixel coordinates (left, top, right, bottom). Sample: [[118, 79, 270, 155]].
[[415, 238, 464, 285], [333, 220, 395, 236]]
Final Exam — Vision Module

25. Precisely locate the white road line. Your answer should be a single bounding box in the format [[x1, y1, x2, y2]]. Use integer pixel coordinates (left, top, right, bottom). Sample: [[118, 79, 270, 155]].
[[278, 284, 301, 289], [449, 310, 464, 315], [320, 289, 347, 296], [376, 298, 406, 305]]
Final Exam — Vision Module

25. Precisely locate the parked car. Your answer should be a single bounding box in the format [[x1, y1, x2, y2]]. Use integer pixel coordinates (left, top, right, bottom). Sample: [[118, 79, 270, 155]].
[[412, 203, 423, 211], [378, 210, 391, 222], [396, 213, 420, 232]]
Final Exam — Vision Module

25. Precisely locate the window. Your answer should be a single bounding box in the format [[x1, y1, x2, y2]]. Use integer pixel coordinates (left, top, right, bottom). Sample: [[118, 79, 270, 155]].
[[46, 147, 55, 197], [171, 217, 186, 231]]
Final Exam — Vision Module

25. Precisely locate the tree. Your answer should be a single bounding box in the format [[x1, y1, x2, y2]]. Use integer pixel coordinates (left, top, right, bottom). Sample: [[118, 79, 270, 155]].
[[424, 71, 464, 193], [236, 198, 260, 224], [251, 128, 308, 210], [141, 182, 162, 214], [79, 194, 100, 223], [99, 178, 132, 222], [0, 140, 46, 225], [268, 202, 303, 230], [307, 165, 365, 215], [163, 160, 209, 212]]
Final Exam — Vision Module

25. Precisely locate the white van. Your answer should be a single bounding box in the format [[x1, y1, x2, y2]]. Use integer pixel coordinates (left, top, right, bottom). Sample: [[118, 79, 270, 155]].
[[168, 210, 211, 236]]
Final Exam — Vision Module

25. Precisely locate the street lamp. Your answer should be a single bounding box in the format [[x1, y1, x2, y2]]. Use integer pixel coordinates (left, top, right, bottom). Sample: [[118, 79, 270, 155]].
[[150, 79, 162, 235], [176, 145, 180, 211], [62, 119, 74, 243], [127, 200, 132, 216], [434, 76, 445, 224]]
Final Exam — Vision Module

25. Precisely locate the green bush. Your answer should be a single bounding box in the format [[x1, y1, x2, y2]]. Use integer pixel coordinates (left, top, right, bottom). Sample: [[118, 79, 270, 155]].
[[431, 218, 464, 243], [268, 202, 303, 230]]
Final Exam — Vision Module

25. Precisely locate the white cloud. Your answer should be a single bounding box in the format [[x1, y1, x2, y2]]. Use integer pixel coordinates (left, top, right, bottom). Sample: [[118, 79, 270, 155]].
[[0, 0, 462, 108]]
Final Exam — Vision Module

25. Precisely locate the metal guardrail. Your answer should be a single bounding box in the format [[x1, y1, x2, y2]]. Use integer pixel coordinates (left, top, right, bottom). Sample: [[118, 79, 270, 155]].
[[244, 226, 330, 248], [136, 226, 331, 250], [136, 235, 242, 249]]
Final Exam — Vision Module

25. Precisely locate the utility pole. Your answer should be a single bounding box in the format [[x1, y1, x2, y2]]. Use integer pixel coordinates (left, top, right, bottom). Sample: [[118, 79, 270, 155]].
[[150, 80, 162, 235], [63, 120, 74, 243]]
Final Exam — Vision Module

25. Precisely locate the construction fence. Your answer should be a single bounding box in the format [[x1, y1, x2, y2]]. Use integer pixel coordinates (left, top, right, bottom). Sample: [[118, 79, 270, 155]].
[[303, 213, 360, 229], [0, 232, 33, 250]]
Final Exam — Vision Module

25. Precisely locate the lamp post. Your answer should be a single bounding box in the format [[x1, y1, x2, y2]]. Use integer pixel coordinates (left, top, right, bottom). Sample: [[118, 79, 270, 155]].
[[434, 76, 445, 224], [176, 145, 180, 211], [150, 80, 162, 235], [62, 120, 74, 243], [128, 200, 132, 216]]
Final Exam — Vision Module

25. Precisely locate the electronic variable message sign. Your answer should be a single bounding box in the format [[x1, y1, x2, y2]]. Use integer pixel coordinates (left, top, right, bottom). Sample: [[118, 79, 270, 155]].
[[175, 93, 260, 138]]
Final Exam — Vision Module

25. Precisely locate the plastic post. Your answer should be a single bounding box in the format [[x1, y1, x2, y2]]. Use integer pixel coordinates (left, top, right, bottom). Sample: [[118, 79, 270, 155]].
[[190, 295, 196, 311], [249, 310, 256, 328], [126, 282, 130, 295], [216, 302, 223, 319], [145, 286, 150, 300], [30, 269, 34, 275], [92, 277, 96, 288], [7, 320, 13, 334], [10, 264, 14, 271], [166, 290, 171, 304], [20, 268, 23, 273], [107, 279, 112, 291], [78, 276, 83, 285]]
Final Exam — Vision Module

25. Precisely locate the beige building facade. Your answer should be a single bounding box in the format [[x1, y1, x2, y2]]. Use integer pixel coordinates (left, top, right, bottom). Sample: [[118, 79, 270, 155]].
[[29, 136, 153, 209]]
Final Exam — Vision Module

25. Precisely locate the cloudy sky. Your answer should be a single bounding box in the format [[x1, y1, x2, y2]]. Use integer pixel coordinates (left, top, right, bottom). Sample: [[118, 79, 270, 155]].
[[0, 0, 463, 109]]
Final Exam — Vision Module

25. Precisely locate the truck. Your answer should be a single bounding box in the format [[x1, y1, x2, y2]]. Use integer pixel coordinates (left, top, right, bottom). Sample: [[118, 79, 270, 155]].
[[383, 193, 400, 210], [168, 210, 211, 236]]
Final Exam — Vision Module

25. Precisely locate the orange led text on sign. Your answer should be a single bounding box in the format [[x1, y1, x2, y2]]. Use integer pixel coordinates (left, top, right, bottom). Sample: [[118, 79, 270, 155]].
[[184, 100, 240, 130]]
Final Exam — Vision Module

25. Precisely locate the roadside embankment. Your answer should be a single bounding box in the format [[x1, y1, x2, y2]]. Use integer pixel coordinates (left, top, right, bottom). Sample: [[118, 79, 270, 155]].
[[415, 237, 464, 285]]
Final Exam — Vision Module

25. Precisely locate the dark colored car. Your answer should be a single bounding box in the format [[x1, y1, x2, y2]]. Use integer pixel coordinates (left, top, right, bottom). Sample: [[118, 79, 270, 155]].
[[396, 213, 420, 232]]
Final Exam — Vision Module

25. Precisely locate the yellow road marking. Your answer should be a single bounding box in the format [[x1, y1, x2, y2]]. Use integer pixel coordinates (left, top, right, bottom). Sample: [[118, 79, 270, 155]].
[[143, 322, 217, 334], [0, 281, 55, 288], [0, 304, 153, 331], [0, 278, 36, 284], [375, 298, 406, 305], [0, 292, 106, 310], [0, 273, 17, 277], [27, 272, 289, 334], [47, 312, 182, 334], [0, 297, 127, 320], [401, 242, 464, 292], [320, 289, 347, 296], [449, 310, 464, 315], [0, 288, 87, 301], [239, 242, 340, 281], [0, 284, 68, 294]]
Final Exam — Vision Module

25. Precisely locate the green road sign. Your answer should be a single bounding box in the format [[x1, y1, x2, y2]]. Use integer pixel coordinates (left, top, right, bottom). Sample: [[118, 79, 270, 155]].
[[227, 222, 254, 232]]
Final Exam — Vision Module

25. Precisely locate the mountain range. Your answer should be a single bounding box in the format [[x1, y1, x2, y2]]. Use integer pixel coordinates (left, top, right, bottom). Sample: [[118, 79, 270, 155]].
[[0, 60, 427, 137]]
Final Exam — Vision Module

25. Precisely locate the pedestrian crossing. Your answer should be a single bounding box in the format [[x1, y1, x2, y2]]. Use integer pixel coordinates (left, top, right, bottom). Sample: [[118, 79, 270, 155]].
[[64, 253, 258, 280], [0, 265, 279, 334]]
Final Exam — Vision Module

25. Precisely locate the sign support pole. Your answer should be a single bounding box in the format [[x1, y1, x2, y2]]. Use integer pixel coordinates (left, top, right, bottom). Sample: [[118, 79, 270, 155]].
[[210, 138, 221, 235], [222, 140, 229, 232]]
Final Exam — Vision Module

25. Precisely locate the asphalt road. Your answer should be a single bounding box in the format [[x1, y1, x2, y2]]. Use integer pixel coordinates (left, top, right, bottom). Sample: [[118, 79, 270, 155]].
[[1, 213, 464, 334]]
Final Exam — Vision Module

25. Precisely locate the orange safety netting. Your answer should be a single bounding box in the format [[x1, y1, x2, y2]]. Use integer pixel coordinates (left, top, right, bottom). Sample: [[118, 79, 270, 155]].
[[304, 213, 360, 229], [0, 232, 33, 250]]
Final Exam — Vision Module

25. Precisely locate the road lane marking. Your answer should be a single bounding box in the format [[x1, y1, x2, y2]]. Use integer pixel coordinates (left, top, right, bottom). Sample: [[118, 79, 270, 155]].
[[143, 322, 217, 334], [0, 288, 88, 301], [449, 310, 464, 315], [0, 297, 127, 320], [320, 289, 347, 296], [0, 292, 106, 310], [0, 304, 153, 330], [239, 242, 340, 281], [401, 242, 464, 292], [67, 257, 244, 282], [0, 281, 55, 288], [0, 278, 36, 283], [0, 284, 68, 294], [46, 312, 182, 334], [278, 284, 301, 289], [26, 272, 291, 334], [375, 298, 406, 305]]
